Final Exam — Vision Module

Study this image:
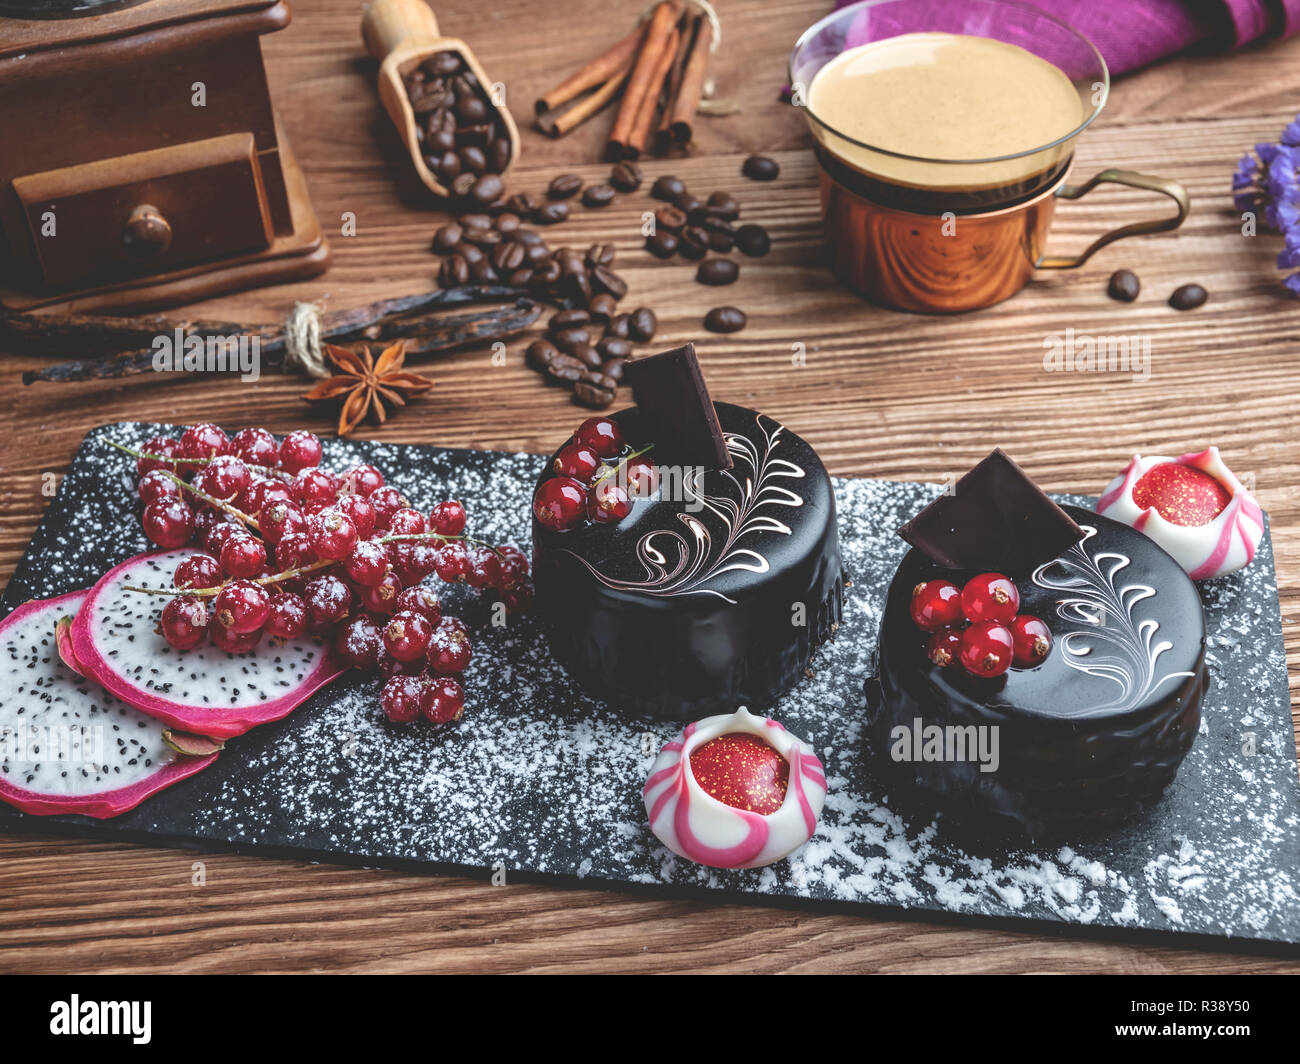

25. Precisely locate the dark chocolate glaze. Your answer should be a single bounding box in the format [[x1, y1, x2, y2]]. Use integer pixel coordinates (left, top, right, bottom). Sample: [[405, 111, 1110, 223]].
[[533, 403, 843, 720], [866, 507, 1207, 838]]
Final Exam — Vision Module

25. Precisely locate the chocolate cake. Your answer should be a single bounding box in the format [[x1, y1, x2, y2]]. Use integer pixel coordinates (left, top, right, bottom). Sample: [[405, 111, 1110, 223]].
[[866, 505, 1208, 836], [533, 401, 843, 720]]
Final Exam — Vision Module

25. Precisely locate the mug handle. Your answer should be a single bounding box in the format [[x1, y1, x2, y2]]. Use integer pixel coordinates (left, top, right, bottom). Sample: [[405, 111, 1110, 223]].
[[1037, 169, 1190, 269]]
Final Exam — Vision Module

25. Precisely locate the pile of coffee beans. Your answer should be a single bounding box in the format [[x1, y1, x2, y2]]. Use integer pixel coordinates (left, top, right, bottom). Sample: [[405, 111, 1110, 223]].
[[406, 51, 512, 200], [527, 304, 659, 408]]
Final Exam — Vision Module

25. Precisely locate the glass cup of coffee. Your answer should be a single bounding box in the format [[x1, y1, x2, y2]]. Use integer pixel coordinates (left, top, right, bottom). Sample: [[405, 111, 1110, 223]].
[[789, 0, 1189, 313]]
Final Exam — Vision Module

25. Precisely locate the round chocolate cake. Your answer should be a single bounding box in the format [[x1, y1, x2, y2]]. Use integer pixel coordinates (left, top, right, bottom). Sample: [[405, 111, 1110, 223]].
[[533, 402, 843, 720], [865, 506, 1207, 836]]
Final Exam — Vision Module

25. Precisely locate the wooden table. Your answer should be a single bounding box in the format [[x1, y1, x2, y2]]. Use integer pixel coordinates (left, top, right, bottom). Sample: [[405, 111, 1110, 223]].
[[2, 0, 1298, 974]]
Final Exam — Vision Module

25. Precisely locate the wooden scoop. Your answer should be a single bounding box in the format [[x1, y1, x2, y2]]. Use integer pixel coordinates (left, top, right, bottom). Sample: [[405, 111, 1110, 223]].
[[362, 0, 521, 198]]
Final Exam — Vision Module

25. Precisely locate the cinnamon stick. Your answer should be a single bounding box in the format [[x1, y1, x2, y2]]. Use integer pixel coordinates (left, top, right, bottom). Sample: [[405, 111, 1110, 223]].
[[655, 14, 699, 153], [537, 57, 634, 137], [533, 23, 646, 115], [606, 1, 679, 161], [626, 25, 679, 159], [668, 14, 713, 144]]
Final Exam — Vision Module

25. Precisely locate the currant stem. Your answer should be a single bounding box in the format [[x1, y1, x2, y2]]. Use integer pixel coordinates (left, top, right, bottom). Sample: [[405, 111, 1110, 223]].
[[591, 443, 655, 486], [108, 439, 289, 481], [160, 469, 262, 534], [123, 558, 338, 599]]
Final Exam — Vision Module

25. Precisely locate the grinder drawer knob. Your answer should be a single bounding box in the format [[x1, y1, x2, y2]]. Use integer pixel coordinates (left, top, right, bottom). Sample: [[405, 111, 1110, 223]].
[[122, 204, 172, 257]]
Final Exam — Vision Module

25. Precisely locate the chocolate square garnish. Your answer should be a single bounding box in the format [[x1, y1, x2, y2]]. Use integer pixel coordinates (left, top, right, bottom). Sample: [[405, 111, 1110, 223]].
[[623, 342, 733, 470], [898, 449, 1083, 570]]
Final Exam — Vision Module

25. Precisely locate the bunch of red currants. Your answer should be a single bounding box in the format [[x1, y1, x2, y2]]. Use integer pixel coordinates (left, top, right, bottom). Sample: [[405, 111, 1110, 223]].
[[130, 423, 532, 725], [532, 416, 659, 531], [909, 572, 1051, 678]]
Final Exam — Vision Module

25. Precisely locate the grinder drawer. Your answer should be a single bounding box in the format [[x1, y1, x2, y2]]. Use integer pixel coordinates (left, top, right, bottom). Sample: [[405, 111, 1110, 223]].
[[12, 133, 274, 288]]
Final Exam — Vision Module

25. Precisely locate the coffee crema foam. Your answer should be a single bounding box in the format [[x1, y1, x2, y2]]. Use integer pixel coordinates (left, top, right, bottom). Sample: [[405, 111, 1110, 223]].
[[808, 32, 1085, 192]]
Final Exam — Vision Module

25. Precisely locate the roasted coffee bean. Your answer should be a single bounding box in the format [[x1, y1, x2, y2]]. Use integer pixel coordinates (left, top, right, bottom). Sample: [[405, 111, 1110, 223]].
[[506, 268, 533, 287], [455, 123, 494, 148], [1107, 269, 1141, 302], [487, 137, 512, 173], [707, 229, 734, 253], [411, 87, 450, 116], [547, 358, 585, 385], [455, 94, 490, 124], [468, 258, 499, 284], [459, 212, 494, 230], [654, 205, 687, 231], [679, 226, 709, 260], [453, 241, 484, 265], [585, 243, 617, 269], [556, 247, 586, 274], [674, 191, 704, 215], [495, 212, 521, 235], [629, 307, 657, 342], [526, 339, 560, 370], [1169, 283, 1207, 310], [574, 379, 617, 408], [550, 308, 592, 330], [532, 258, 562, 286], [592, 265, 628, 300], [491, 241, 526, 272], [706, 191, 740, 220], [601, 357, 627, 382], [470, 173, 504, 205], [652, 175, 686, 201], [438, 254, 469, 287], [548, 173, 583, 199], [588, 293, 618, 321], [582, 184, 616, 208], [742, 155, 780, 181], [457, 144, 486, 175], [511, 227, 542, 245], [570, 343, 604, 370], [697, 259, 739, 286], [553, 326, 592, 350], [704, 306, 747, 333], [435, 151, 462, 185], [424, 51, 462, 78], [431, 223, 463, 254], [525, 242, 553, 264], [610, 162, 643, 191], [461, 225, 502, 248], [735, 223, 771, 257], [646, 231, 678, 258], [597, 337, 631, 360], [506, 192, 539, 215], [426, 119, 457, 155], [533, 201, 570, 225], [568, 271, 595, 305], [451, 172, 477, 197], [605, 314, 631, 340]]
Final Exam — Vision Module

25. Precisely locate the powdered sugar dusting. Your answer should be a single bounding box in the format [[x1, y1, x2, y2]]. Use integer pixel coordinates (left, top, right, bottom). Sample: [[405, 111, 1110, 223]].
[[1, 424, 1298, 946]]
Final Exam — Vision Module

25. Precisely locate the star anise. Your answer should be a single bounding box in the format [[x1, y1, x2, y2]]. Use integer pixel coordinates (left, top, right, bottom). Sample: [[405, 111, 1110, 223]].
[[302, 341, 434, 437]]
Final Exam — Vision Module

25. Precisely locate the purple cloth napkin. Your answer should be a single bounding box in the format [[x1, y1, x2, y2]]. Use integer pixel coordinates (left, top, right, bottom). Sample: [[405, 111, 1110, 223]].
[[833, 0, 1300, 74]]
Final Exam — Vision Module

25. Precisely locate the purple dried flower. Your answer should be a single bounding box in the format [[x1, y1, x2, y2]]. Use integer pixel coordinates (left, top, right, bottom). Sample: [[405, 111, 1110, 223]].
[[1233, 112, 1300, 296], [1283, 117, 1300, 147]]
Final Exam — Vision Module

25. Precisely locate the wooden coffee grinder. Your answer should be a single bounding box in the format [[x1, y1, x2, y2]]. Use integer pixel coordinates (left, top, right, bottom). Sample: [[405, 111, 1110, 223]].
[[0, 0, 329, 313]]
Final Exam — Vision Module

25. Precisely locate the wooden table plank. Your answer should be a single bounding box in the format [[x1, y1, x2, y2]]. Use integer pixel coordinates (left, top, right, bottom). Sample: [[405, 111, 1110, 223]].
[[1, 0, 1298, 973]]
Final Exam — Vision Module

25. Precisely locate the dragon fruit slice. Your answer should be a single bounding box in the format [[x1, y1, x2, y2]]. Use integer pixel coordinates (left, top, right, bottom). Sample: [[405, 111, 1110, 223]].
[[0, 591, 219, 818], [70, 550, 344, 739]]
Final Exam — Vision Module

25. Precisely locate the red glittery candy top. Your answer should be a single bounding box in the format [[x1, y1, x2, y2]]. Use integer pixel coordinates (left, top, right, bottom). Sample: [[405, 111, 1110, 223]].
[[1131, 462, 1230, 527], [689, 732, 789, 816]]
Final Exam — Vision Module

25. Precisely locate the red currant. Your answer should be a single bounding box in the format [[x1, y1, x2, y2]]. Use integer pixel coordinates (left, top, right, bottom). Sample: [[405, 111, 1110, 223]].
[[383, 610, 434, 663], [533, 477, 588, 531], [295, 468, 338, 513], [142, 498, 195, 549], [274, 531, 317, 573], [308, 508, 359, 561], [137, 435, 182, 477], [259, 501, 307, 545], [433, 541, 469, 582], [342, 463, 385, 497], [278, 430, 322, 474], [369, 486, 410, 530], [958, 621, 1014, 678], [925, 627, 964, 668], [220, 534, 267, 579], [394, 585, 441, 625], [501, 580, 534, 613], [360, 571, 403, 613], [496, 545, 530, 590], [421, 676, 465, 723], [344, 539, 390, 586], [244, 478, 293, 516], [388, 541, 438, 586], [210, 624, 263, 654], [160, 596, 209, 650], [466, 548, 502, 589], [138, 469, 179, 505], [388, 507, 427, 535], [1009, 615, 1052, 668], [230, 427, 280, 468], [302, 574, 353, 627], [337, 494, 376, 539], [204, 519, 244, 557], [264, 592, 308, 640], [624, 456, 659, 497], [961, 573, 1020, 624], [909, 579, 963, 632], [173, 553, 222, 590], [335, 614, 382, 669], [589, 479, 631, 523], [381, 675, 424, 723], [553, 443, 602, 482], [203, 456, 251, 501], [576, 416, 623, 458], [213, 580, 272, 634], [427, 620, 472, 675], [180, 423, 231, 462], [429, 500, 467, 536]]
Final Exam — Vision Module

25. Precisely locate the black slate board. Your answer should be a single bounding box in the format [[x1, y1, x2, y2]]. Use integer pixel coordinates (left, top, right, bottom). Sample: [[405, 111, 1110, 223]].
[[3, 423, 1299, 951]]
